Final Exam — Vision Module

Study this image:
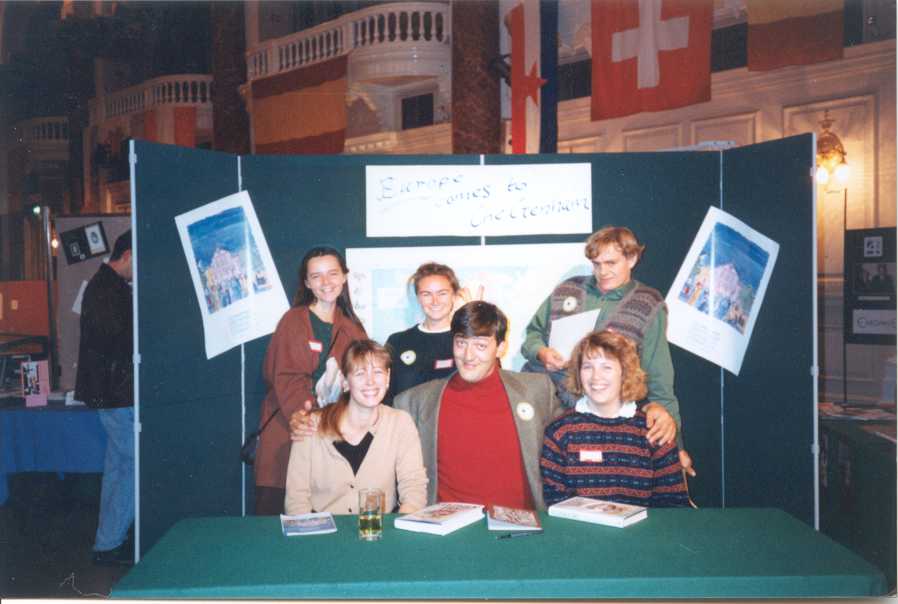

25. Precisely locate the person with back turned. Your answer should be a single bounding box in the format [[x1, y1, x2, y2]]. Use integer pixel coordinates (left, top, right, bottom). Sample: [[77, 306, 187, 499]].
[[76, 230, 135, 566]]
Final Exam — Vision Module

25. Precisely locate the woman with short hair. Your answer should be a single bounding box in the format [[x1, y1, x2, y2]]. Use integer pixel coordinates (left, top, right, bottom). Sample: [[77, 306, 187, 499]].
[[540, 330, 689, 508]]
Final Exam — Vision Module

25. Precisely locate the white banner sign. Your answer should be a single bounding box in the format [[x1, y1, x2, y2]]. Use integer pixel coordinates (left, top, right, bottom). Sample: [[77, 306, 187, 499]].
[[365, 164, 592, 237], [853, 309, 897, 335]]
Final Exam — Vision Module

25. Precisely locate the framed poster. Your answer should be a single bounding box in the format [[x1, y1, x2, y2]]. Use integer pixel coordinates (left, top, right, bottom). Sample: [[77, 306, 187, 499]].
[[60, 222, 109, 265], [845, 227, 896, 345]]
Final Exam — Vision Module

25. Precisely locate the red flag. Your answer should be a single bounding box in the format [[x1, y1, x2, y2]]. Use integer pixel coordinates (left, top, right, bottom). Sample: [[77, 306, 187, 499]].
[[591, 0, 712, 122], [747, 0, 843, 72], [507, 0, 547, 154]]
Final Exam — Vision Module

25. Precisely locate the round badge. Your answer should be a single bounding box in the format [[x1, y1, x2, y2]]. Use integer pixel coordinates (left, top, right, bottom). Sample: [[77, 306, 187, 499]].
[[516, 401, 535, 421], [400, 350, 416, 366], [562, 296, 577, 313]]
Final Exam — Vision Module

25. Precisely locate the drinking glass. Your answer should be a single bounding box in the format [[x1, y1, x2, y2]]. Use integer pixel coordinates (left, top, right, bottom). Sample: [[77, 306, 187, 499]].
[[358, 488, 384, 541]]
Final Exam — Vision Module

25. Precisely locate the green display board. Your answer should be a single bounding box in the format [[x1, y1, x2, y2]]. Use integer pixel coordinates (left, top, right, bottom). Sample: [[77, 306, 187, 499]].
[[132, 136, 816, 554]]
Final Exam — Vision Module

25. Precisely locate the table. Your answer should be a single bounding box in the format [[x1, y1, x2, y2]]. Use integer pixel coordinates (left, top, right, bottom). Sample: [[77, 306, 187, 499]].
[[820, 418, 896, 591], [112, 508, 887, 599], [0, 404, 106, 504]]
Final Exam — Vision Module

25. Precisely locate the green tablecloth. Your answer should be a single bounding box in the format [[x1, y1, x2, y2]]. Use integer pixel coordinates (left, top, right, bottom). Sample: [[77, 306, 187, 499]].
[[112, 507, 887, 599]]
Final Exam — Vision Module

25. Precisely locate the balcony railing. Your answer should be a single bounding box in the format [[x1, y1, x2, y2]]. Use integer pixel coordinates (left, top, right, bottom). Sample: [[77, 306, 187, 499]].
[[247, 2, 450, 81], [88, 74, 214, 125], [11, 117, 69, 145]]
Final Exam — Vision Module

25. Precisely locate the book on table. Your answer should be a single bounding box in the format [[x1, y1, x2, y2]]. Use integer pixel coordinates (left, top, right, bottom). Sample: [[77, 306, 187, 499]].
[[547, 496, 647, 528], [486, 504, 542, 532], [394, 502, 484, 535], [280, 512, 337, 536]]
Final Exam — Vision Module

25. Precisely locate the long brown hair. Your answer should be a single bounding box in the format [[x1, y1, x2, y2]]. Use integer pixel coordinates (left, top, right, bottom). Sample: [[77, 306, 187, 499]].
[[292, 246, 361, 325], [318, 339, 392, 438], [565, 330, 647, 402]]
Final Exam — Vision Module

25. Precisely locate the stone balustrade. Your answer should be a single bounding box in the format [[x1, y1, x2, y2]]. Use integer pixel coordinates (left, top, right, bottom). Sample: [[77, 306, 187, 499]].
[[10, 117, 69, 145], [88, 74, 214, 124], [247, 2, 449, 81]]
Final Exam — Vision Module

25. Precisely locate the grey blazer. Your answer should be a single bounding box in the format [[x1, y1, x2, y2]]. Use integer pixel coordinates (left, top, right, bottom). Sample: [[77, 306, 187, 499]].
[[393, 369, 563, 510]]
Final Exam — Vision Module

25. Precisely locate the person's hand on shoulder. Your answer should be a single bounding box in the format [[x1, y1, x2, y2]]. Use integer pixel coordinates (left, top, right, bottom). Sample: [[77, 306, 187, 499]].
[[537, 347, 566, 372], [642, 401, 676, 446], [289, 400, 319, 441]]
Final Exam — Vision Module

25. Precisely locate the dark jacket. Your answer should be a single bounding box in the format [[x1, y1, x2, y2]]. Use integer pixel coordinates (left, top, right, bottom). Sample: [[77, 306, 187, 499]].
[[75, 263, 133, 408]]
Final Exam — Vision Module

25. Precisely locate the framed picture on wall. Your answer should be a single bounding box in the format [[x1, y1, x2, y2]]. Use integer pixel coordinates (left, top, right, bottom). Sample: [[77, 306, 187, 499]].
[[60, 222, 109, 265], [84, 222, 109, 255]]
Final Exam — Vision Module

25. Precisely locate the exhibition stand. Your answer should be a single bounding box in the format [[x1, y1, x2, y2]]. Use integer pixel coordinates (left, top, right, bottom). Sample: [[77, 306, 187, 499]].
[[129, 137, 818, 574]]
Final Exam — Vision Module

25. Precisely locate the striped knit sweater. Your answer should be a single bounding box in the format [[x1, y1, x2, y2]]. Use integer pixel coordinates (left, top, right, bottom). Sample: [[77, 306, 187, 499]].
[[540, 410, 689, 508]]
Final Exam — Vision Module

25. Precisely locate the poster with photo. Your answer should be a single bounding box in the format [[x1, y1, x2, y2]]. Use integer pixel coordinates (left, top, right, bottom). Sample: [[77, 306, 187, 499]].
[[665, 207, 779, 375], [346, 243, 590, 370], [22, 359, 50, 407], [84, 222, 109, 255], [175, 191, 289, 359]]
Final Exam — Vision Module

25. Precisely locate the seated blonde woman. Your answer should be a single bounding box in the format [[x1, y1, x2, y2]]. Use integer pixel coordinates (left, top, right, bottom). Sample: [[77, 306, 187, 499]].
[[284, 339, 428, 515], [540, 330, 689, 508]]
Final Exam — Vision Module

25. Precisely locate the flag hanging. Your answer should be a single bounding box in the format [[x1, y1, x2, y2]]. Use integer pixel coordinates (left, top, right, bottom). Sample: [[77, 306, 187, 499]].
[[507, 0, 558, 154], [747, 0, 843, 72], [251, 56, 348, 154], [590, 0, 712, 122]]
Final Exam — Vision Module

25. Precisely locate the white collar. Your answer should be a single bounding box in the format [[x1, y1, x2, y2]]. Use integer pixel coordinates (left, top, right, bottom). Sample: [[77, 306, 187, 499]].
[[417, 322, 451, 334], [574, 396, 637, 419]]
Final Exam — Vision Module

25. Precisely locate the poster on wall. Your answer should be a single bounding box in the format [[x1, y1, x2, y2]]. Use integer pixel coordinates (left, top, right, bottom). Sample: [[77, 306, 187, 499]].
[[175, 191, 289, 359], [60, 222, 109, 265], [665, 207, 779, 375], [365, 164, 592, 237], [346, 243, 591, 370], [844, 227, 896, 345], [22, 360, 49, 407]]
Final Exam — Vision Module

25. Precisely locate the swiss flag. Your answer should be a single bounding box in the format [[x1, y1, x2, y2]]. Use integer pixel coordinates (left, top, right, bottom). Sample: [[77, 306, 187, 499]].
[[591, 0, 712, 122]]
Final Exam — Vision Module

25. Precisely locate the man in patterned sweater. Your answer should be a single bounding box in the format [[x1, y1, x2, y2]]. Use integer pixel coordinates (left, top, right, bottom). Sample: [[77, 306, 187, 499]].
[[522, 225, 693, 475], [540, 330, 688, 508]]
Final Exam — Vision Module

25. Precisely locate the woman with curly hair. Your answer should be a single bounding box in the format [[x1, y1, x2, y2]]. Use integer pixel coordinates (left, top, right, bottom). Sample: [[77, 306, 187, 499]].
[[539, 330, 689, 508]]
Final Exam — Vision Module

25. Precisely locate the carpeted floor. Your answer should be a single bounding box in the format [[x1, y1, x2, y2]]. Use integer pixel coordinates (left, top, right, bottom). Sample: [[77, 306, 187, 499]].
[[1, 472, 130, 598]]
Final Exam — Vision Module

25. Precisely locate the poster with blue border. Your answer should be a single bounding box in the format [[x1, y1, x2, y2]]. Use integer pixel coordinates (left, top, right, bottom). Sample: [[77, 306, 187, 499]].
[[175, 191, 289, 359], [665, 207, 779, 375]]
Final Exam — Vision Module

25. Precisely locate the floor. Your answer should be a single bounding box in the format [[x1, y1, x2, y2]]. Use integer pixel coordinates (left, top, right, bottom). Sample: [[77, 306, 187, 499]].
[[1, 472, 130, 598]]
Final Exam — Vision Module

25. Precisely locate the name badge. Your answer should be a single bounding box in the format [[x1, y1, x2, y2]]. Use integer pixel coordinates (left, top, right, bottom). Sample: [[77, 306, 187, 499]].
[[309, 340, 323, 352], [579, 449, 603, 463], [434, 358, 453, 370]]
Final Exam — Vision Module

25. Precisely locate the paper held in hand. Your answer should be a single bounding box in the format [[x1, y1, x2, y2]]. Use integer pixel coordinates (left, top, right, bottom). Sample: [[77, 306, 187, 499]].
[[547, 309, 601, 362], [280, 512, 338, 537], [547, 496, 647, 528], [486, 505, 542, 532], [394, 502, 484, 536]]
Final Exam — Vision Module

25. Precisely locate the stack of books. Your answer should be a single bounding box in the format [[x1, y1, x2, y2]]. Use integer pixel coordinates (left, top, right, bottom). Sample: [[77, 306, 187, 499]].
[[394, 502, 484, 536]]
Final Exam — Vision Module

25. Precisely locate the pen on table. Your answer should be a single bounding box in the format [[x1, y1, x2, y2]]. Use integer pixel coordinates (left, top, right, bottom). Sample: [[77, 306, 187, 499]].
[[496, 531, 543, 540]]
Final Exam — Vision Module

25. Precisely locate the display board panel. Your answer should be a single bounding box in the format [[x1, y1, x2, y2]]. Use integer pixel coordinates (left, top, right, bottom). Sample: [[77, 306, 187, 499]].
[[132, 138, 816, 554], [721, 134, 816, 525], [133, 142, 243, 553]]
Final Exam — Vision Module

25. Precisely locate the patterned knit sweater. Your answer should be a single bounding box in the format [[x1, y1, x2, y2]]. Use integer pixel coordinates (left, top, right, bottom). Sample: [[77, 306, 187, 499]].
[[540, 410, 689, 508]]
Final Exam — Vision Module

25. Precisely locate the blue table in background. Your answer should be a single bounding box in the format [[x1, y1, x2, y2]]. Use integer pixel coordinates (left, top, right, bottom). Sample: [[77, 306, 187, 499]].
[[0, 403, 106, 504]]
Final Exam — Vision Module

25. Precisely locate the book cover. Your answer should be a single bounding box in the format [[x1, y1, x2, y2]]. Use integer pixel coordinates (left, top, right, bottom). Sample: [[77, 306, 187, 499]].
[[394, 502, 484, 536], [280, 512, 337, 536], [547, 496, 647, 528], [486, 504, 542, 532], [22, 360, 49, 408]]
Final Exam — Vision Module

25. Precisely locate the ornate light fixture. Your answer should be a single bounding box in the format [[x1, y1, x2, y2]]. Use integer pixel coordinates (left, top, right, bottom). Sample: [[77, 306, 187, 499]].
[[815, 110, 849, 186]]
